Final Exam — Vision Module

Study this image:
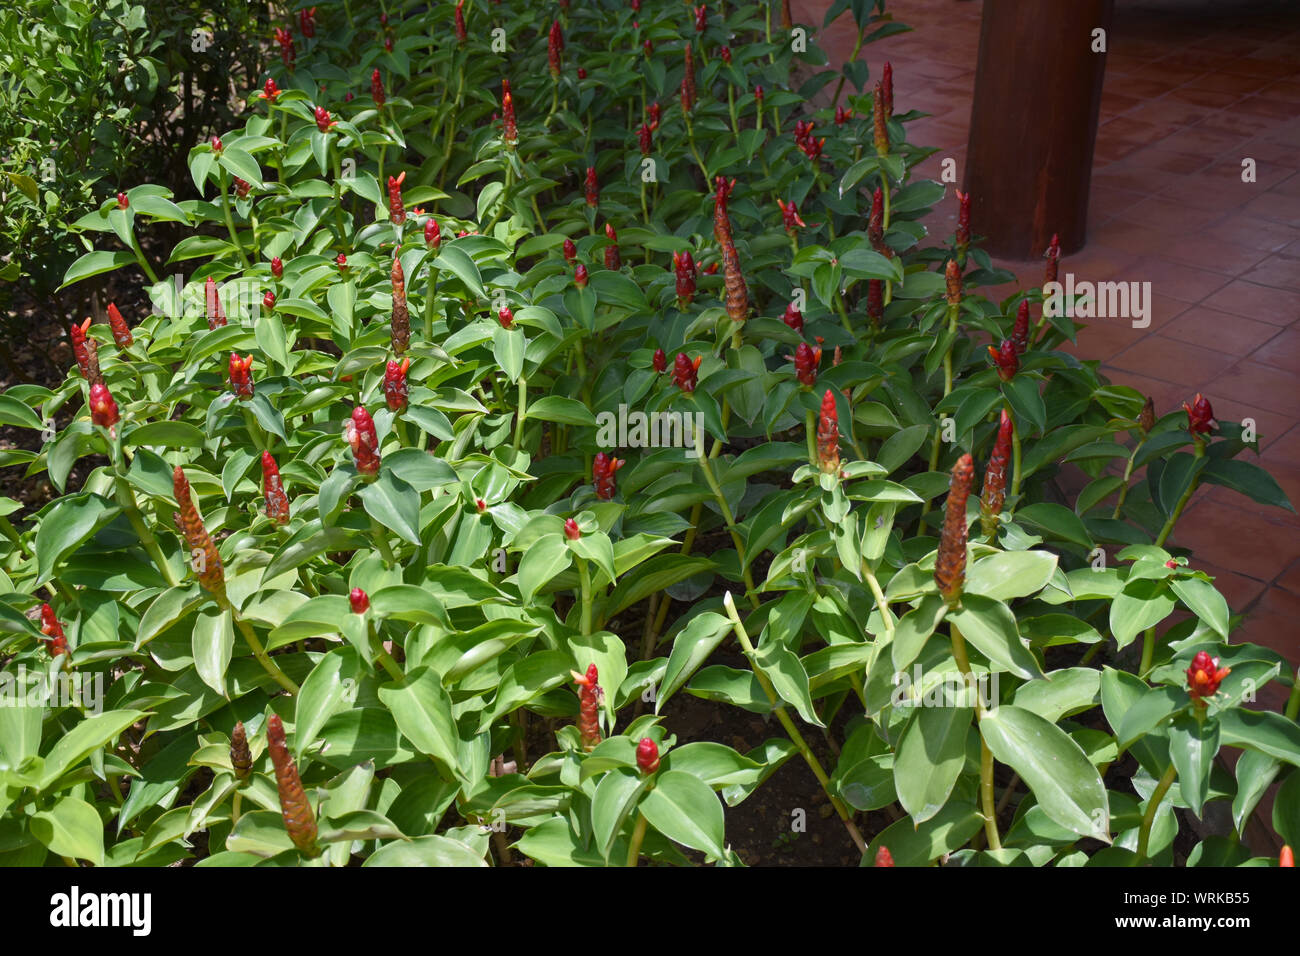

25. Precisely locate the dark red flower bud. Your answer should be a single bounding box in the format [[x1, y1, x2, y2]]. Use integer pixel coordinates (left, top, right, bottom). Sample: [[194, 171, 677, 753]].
[[492, 306, 512, 331], [564, 518, 581, 540], [387, 171, 406, 224], [652, 348, 667, 373], [390, 255, 409, 354], [672, 250, 697, 307], [548, 20, 563, 76], [694, 5, 707, 32], [204, 277, 228, 329], [672, 352, 702, 393], [792, 341, 821, 387], [643, 38, 654, 56], [260, 77, 280, 103], [955, 189, 971, 252], [229, 353, 255, 399], [234, 176, 252, 199], [782, 302, 804, 332], [682, 42, 696, 112], [585, 166, 599, 207], [647, 101, 661, 131], [267, 715, 320, 857], [875, 846, 895, 867], [371, 68, 386, 107], [592, 452, 626, 501], [1183, 393, 1215, 435], [314, 106, 336, 133], [502, 83, 517, 148], [720, 46, 733, 65], [1044, 233, 1061, 288], [979, 409, 1013, 537], [935, 454, 974, 605], [39, 602, 67, 656], [1281, 846, 1294, 868], [106, 302, 133, 348], [350, 587, 370, 614], [572, 663, 603, 751], [336, 252, 348, 272], [604, 223, 621, 270], [639, 122, 653, 155], [574, 263, 588, 289], [1139, 397, 1156, 435], [298, 6, 316, 38], [780, 0, 793, 30], [1011, 300, 1030, 355], [260, 450, 290, 525], [636, 737, 660, 773], [384, 357, 411, 412], [230, 721, 252, 779], [873, 81, 889, 155], [345, 406, 381, 475], [69, 317, 100, 384], [263, 290, 276, 311], [882, 62, 894, 117], [988, 340, 1018, 381], [174, 465, 226, 599], [755, 85, 764, 107], [455, 0, 467, 44], [835, 105, 852, 126], [869, 187, 886, 253], [274, 27, 296, 70], [1186, 650, 1231, 700], [945, 259, 962, 306], [211, 135, 223, 153], [577, 67, 587, 80], [563, 237, 578, 265], [116, 192, 129, 210], [89, 382, 119, 431], [817, 388, 840, 474], [271, 256, 284, 279], [424, 218, 442, 248], [777, 198, 806, 234], [867, 279, 884, 327]]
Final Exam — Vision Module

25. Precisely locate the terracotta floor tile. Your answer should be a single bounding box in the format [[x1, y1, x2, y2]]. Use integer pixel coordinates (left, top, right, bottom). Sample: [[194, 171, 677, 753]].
[[1205, 360, 1300, 416], [1120, 146, 1216, 176], [1258, 421, 1300, 466], [1108, 334, 1238, 386], [1097, 368, 1186, 419], [1183, 71, 1272, 95], [1238, 254, 1300, 292], [1117, 197, 1228, 236], [1122, 255, 1234, 304], [1201, 279, 1300, 323], [1190, 399, 1294, 453], [1234, 588, 1300, 677], [1171, 498, 1300, 581], [1163, 86, 1248, 109], [1159, 236, 1270, 275], [1210, 213, 1300, 253], [1191, 558, 1269, 612], [1276, 557, 1300, 594], [1250, 328, 1300, 374], [1243, 191, 1300, 224], [1164, 305, 1283, 356]]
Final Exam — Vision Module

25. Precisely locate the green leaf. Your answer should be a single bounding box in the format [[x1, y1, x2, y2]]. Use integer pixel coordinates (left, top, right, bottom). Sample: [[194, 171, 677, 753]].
[[516, 533, 571, 604], [657, 612, 732, 711], [31, 798, 104, 865], [39, 710, 148, 790], [492, 325, 524, 382], [432, 245, 485, 298], [378, 666, 460, 775], [192, 605, 234, 696], [1218, 708, 1300, 768], [528, 396, 598, 428], [61, 250, 136, 288], [34, 492, 120, 585], [1014, 502, 1093, 548], [753, 639, 822, 728], [1170, 577, 1230, 639], [1232, 749, 1279, 835], [124, 420, 207, 449], [363, 834, 486, 867], [1168, 713, 1219, 817], [865, 801, 983, 866], [1200, 458, 1294, 512], [590, 769, 645, 860], [894, 705, 973, 823], [964, 551, 1058, 603], [358, 471, 421, 545], [980, 705, 1109, 841], [948, 594, 1043, 680], [1109, 577, 1175, 650], [638, 770, 726, 859], [296, 648, 355, 755]]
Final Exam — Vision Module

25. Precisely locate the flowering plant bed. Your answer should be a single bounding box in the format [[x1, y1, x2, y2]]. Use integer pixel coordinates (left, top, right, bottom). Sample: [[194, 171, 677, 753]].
[[0, 0, 1297, 868]]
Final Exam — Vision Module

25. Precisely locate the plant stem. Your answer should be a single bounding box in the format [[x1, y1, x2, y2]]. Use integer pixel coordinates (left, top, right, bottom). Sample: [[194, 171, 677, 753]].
[[232, 611, 299, 694], [1138, 626, 1157, 678], [1135, 763, 1178, 864], [113, 475, 180, 588], [950, 622, 1001, 850], [723, 592, 867, 855], [1155, 438, 1205, 547], [626, 811, 649, 867], [577, 557, 593, 635], [695, 433, 759, 608], [513, 375, 527, 451], [216, 165, 252, 270]]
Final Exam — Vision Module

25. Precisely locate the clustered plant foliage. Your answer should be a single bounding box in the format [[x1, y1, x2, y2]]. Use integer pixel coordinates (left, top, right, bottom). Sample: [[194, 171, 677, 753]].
[[1, 0, 1297, 868]]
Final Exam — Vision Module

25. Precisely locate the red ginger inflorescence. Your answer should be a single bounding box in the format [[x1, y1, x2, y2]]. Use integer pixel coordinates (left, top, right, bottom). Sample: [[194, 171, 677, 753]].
[[673, 250, 696, 306], [979, 410, 1013, 538], [989, 339, 1018, 381], [548, 20, 563, 76], [955, 189, 971, 253], [652, 348, 667, 373], [604, 223, 621, 270], [872, 82, 889, 155], [229, 353, 254, 399], [205, 276, 228, 329], [174, 465, 226, 600], [261, 451, 290, 525], [563, 237, 577, 264], [455, 0, 467, 44], [777, 198, 806, 234], [782, 302, 803, 332], [388, 171, 406, 224], [70, 318, 101, 385], [1011, 300, 1030, 355], [585, 166, 599, 207], [564, 518, 581, 541], [1044, 233, 1061, 287], [40, 603, 68, 656], [390, 256, 409, 354], [572, 664, 603, 751], [501, 80, 517, 148], [574, 263, 589, 289], [267, 715, 321, 857], [425, 218, 441, 249], [875, 846, 895, 867], [1187, 651, 1231, 701], [869, 186, 886, 254], [935, 454, 975, 605], [817, 388, 840, 474], [945, 259, 962, 306], [639, 122, 653, 155], [636, 737, 660, 773], [345, 406, 381, 475], [298, 6, 316, 38], [314, 106, 336, 133], [867, 279, 884, 327], [89, 382, 119, 433], [274, 27, 295, 69], [107, 302, 133, 348], [271, 256, 284, 279], [349, 587, 370, 614], [592, 452, 625, 501], [497, 306, 514, 329], [793, 341, 821, 387], [683, 42, 696, 112], [230, 721, 252, 779], [371, 68, 385, 107], [672, 352, 702, 393], [882, 61, 893, 116], [1183, 393, 1215, 435]]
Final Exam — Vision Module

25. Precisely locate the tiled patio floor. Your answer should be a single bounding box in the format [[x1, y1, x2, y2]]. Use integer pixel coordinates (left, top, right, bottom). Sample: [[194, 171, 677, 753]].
[[797, 0, 1300, 679]]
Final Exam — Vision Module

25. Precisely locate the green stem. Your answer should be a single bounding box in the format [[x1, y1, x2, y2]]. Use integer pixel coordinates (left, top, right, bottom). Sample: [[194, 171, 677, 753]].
[[723, 593, 868, 855], [1139, 626, 1157, 677], [216, 165, 251, 270], [626, 811, 649, 867], [1135, 763, 1178, 864], [369, 514, 397, 567], [1009, 418, 1023, 499], [830, 27, 865, 110], [951, 622, 1000, 850], [513, 375, 527, 451], [1154, 437, 1205, 547], [232, 611, 298, 694], [577, 557, 593, 636], [113, 475, 180, 588], [695, 431, 759, 608]]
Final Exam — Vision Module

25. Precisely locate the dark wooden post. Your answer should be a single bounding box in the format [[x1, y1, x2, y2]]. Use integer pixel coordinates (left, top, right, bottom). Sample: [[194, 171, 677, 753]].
[[963, 0, 1114, 260]]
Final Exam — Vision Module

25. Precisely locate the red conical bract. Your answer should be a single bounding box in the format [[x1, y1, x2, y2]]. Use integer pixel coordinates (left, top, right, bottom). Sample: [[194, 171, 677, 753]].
[[935, 455, 974, 606], [371, 68, 385, 107], [174, 465, 226, 599], [604, 223, 621, 270], [867, 279, 884, 327], [817, 389, 840, 474], [988, 339, 1018, 381], [584, 166, 599, 207], [955, 189, 971, 252], [548, 21, 563, 76], [349, 588, 370, 614], [573, 664, 603, 751], [262, 451, 290, 525], [979, 410, 1013, 537], [89, 382, 119, 432], [388, 171, 406, 224], [267, 715, 320, 857], [1183, 393, 1215, 435], [39, 602, 68, 656], [874, 846, 895, 867], [454, 0, 467, 44], [390, 255, 410, 354], [792, 341, 821, 387], [345, 406, 381, 475], [592, 452, 625, 501], [881, 61, 894, 117], [107, 303, 133, 348], [384, 357, 410, 412], [501, 82, 517, 148], [683, 42, 696, 112], [205, 277, 228, 329], [782, 302, 803, 332], [1011, 300, 1030, 355], [636, 737, 660, 773], [69, 318, 101, 385], [652, 348, 666, 373], [1044, 233, 1061, 287], [1186, 650, 1231, 701], [229, 353, 254, 399], [672, 353, 702, 393], [872, 82, 889, 155], [673, 250, 697, 307]]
